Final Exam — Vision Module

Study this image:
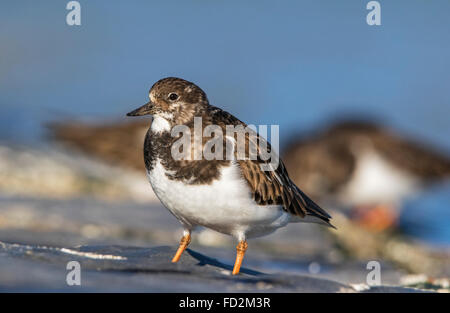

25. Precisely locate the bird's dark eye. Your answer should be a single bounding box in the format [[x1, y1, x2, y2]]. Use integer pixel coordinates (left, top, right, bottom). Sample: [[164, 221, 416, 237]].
[[168, 93, 179, 101]]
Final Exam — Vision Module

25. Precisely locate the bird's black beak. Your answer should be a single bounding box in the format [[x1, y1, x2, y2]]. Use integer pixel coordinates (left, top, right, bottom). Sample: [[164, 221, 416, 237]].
[[126, 101, 154, 117]]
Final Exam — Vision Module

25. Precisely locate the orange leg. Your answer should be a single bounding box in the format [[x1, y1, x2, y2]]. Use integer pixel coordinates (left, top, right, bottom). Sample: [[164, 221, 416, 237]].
[[232, 240, 248, 275], [171, 233, 191, 263]]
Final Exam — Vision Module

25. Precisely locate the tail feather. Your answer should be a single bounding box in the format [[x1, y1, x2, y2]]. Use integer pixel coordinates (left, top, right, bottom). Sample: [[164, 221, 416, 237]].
[[293, 184, 336, 229]]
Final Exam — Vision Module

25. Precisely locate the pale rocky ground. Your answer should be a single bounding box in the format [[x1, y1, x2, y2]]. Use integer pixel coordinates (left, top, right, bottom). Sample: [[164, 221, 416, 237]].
[[0, 144, 448, 292], [0, 144, 156, 202]]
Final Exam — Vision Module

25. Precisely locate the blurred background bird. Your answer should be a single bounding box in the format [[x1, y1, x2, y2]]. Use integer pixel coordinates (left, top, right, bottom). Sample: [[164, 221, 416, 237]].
[[48, 120, 149, 173], [283, 119, 450, 232]]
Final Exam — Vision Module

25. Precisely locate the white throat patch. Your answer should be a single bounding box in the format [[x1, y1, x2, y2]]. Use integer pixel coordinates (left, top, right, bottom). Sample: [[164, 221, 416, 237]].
[[151, 115, 172, 133]]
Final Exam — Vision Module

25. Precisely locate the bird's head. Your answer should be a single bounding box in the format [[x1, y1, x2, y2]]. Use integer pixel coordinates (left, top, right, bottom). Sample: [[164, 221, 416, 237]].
[[126, 77, 209, 124]]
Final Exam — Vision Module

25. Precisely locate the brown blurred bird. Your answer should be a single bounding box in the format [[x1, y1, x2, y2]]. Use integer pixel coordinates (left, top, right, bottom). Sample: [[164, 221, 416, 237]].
[[48, 119, 149, 172], [282, 120, 450, 231]]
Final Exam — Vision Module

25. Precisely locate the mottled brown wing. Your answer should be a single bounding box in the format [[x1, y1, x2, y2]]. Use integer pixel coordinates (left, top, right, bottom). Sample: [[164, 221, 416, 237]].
[[209, 106, 333, 226], [373, 133, 450, 180]]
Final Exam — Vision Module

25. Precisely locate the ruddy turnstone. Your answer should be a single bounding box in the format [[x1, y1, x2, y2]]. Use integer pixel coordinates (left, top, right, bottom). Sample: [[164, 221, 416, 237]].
[[126, 77, 334, 275], [283, 120, 450, 231]]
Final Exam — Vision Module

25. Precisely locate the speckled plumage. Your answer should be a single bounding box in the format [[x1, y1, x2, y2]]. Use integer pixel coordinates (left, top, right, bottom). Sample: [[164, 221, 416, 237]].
[[136, 78, 333, 229], [126, 77, 335, 274]]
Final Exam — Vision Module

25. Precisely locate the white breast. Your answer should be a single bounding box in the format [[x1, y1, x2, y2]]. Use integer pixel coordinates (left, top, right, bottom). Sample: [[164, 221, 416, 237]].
[[146, 159, 291, 240], [339, 151, 419, 207]]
